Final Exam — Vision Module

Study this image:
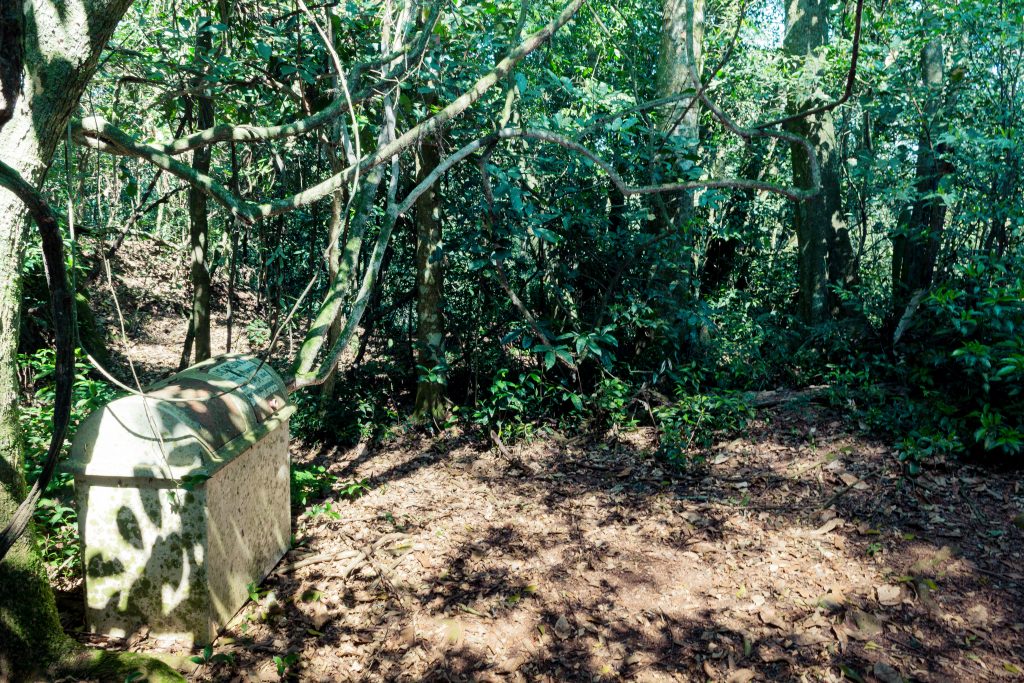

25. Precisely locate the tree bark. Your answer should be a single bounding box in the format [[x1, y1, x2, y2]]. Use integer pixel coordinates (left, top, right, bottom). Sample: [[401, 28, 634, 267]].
[[656, 0, 705, 229], [0, 0, 24, 129], [699, 146, 770, 296], [187, 17, 215, 364], [783, 0, 854, 325], [655, 0, 705, 298], [891, 35, 950, 321], [319, 169, 346, 402], [412, 133, 447, 423], [0, 0, 135, 675]]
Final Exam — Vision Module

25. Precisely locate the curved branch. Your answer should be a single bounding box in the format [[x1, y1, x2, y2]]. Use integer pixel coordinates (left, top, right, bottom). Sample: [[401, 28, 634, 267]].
[[497, 126, 820, 201], [257, 0, 588, 218], [74, 117, 257, 221], [755, 0, 865, 130], [289, 117, 817, 386], [76, 0, 588, 223], [0, 160, 76, 562], [75, 0, 441, 156]]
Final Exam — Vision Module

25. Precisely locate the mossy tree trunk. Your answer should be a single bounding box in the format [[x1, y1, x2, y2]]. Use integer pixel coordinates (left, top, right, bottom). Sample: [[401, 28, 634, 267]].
[[187, 16, 215, 364], [412, 134, 447, 424], [891, 34, 949, 322], [656, 0, 705, 231], [783, 0, 855, 325], [0, 0, 140, 677], [652, 0, 705, 340]]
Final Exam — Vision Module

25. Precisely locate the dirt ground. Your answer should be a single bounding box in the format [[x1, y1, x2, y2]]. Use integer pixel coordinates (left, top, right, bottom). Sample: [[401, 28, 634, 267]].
[[68, 407, 1024, 682], [67, 242, 1024, 682]]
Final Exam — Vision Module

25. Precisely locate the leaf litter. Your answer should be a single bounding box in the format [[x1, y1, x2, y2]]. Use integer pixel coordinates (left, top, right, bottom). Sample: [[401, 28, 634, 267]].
[[171, 403, 1024, 682]]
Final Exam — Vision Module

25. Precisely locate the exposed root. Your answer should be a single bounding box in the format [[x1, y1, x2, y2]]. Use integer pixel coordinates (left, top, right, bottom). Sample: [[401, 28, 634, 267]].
[[54, 647, 186, 682]]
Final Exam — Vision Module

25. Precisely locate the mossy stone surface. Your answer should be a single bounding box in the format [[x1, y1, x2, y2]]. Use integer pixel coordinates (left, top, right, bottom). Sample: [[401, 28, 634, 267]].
[[71, 355, 293, 646]]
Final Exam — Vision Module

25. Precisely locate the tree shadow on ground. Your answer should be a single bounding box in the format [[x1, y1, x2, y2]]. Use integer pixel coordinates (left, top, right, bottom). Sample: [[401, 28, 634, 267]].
[[195, 403, 1023, 681]]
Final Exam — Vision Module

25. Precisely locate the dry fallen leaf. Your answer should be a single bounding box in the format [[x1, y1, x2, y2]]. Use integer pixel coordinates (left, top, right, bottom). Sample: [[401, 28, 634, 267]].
[[967, 604, 991, 628], [442, 619, 465, 648], [811, 517, 845, 536], [757, 641, 793, 665], [840, 473, 868, 490], [875, 584, 902, 606], [914, 579, 940, 613], [832, 623, 849, 652], [726, 668, 757, 683], [308, 601, 333, 629], [759, 607, 787, 629], [872, 661, 903, 683], [497, 650, 528, 673], [909, 545, 954, 577], [817, 590, 845, 612], [848, 609, 883, 639], [553, 614, 573, 640], [793, 628, 829, 647]]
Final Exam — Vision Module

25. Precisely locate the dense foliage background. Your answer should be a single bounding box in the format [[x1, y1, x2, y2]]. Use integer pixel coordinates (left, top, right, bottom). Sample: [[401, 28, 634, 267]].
[[13, 0, 1023, 576]]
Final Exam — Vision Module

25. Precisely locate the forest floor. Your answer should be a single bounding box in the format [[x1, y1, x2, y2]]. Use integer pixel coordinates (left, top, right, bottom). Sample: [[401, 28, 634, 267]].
[[66, 242, 1024, 682], [69, 409, 1024, 682]]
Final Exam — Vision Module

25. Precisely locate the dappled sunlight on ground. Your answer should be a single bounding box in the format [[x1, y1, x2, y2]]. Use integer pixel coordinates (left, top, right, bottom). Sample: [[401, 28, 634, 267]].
[[114, 401, 1024, 682]]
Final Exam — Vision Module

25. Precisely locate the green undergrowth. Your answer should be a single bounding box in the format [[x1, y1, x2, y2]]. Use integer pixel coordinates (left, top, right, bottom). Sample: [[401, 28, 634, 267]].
[[823, 256, 1024, 472], [19, 348, 119, 581]]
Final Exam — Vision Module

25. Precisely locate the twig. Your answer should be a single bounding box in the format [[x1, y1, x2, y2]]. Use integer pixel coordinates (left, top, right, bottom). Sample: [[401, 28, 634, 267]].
[[277, 548, 361, 573]]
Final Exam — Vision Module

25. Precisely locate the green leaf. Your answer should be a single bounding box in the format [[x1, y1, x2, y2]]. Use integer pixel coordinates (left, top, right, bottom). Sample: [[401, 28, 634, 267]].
[[839, 664, 865, 682], [532, 227, 560, 244]]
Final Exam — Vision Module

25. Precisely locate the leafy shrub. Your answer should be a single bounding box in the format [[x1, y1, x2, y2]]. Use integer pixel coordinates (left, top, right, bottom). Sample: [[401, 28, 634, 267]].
[[824, 363, 965, 474], [290, 464, 335, 507], [290, 377, 398, 445], [822, 254, 1024, 470], [906, 254, 1024, 459], [291, 462, 371, 508], [593, 376, 638, 430], [19, 348, 119, 578], [654, 388, 754, 467], [471, 368, 550, 440], [245, 319, 272, 349]]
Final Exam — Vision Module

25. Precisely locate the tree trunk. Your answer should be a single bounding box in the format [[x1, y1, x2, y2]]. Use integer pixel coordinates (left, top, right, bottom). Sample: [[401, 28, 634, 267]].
[[0, 0, 24, 130], [187, 18, 215, 364], [412, 134, 446, 423], [226, 145, 240, 354], [0, 0, 133, 675], [656, 0, 705, 229], [891, 36, 949, 321], [783, 0, 855, 325], [699, 147, 769, 297], [654, 0, 705, 302], [319, 177, 346, 403]]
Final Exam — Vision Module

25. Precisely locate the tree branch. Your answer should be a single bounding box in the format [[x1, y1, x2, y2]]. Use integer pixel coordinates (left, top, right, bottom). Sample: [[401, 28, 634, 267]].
[[754, 0, 865, 130], [74, 0, 442, 157], [0, 161, 76, 562], [75, 0, 588, 222]]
